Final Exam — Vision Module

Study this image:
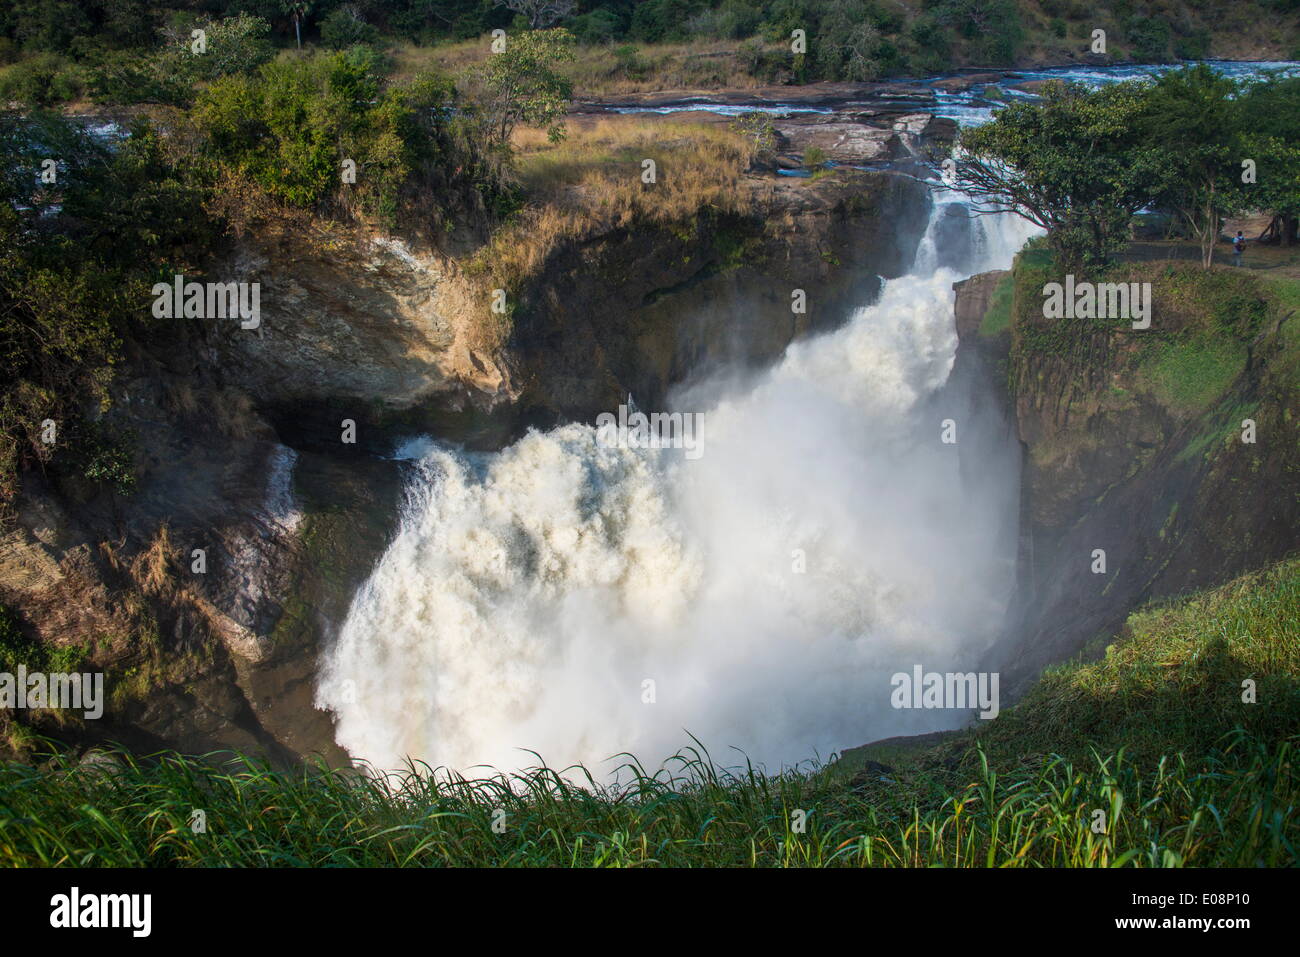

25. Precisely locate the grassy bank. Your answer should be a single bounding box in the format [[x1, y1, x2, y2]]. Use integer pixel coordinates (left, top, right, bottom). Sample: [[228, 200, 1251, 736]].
[[2, 558, 1295, 867], [1007, 245, 1298, 404], [465, 115, 759, 296]]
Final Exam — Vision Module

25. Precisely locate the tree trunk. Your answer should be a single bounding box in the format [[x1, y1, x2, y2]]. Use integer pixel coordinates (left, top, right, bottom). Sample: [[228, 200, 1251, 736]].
[[295, 16, 302, 49], [1201, 190, 1219, 270]]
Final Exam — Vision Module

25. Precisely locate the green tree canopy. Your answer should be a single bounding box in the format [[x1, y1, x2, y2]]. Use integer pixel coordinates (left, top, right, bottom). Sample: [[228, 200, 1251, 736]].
[[953, 79, 1165, 272], [1137, 64, 1246, 267], [471, 27, 575, 152]]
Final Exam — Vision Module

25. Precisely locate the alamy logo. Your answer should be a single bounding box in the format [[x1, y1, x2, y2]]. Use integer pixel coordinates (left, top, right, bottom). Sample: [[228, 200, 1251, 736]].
[[0, 666, 103, 719], [596, 404, 704, 460], [151, 273, 260, 329], [1042, 274, 1151, 329], [890, 666, 1000, 719], [50, 887, 151, 937]]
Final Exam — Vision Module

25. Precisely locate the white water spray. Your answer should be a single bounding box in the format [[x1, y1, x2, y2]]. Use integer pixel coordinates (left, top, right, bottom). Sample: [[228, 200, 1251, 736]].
[[316, 194, 1041, 774]]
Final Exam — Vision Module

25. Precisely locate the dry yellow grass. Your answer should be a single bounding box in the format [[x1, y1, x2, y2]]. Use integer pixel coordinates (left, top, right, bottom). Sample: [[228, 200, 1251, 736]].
[[212, 387, 259, 440], [389, 37, 773, 95], [465, 115, 758, 294], [135, 524, 176, 599]]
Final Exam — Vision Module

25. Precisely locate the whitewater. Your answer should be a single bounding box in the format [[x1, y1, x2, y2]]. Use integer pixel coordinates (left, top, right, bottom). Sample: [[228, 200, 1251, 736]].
[[316, 191, 1042, 775]]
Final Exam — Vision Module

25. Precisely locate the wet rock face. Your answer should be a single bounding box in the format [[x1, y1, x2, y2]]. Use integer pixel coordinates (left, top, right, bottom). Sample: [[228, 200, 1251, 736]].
[[778, 121, 902, 163], [0, 372, 401, 767], [510, 169, 933, 425], [931, 73, 1010, 93], [204, 233, 506, 414], [952, 270, 1009, 339]]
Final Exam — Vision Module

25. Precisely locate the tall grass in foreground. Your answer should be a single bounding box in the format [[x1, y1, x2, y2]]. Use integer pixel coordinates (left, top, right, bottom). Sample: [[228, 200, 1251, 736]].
[[1, 559, 1297, 868], [0, 732, 1293, 867]]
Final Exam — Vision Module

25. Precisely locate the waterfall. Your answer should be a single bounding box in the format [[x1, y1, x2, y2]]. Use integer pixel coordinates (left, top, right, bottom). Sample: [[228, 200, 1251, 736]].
[[316, 193, 1042, 775]]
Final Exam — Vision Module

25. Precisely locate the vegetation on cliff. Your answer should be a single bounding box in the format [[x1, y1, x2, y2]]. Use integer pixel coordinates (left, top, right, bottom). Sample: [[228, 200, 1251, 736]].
[[0, 35, 515, 505], [468, 115, 759, 297], [0, 115, 209, 503]]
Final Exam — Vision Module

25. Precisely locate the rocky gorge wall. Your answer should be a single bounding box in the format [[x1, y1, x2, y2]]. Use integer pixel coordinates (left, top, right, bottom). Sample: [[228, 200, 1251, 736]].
[[953, 259, 1300, 696]]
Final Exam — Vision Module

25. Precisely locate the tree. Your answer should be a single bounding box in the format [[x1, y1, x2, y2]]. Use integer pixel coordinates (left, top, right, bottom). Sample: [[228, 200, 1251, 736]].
[[1235, 75, 1300, 246], [930, 0, 1023, 65], [1138, 65, 1245, 268], [496, 0, 576, 30], [321, 5, 380, 49], [281, 0, 313, 50], [951, 80, 1165, 272], [473, 27, 575, 152], [816, 0, 883, 81], [1244, 134, 1300, 245]]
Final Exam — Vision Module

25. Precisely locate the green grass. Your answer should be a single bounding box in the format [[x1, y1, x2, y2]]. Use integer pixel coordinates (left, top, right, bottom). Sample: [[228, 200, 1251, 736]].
[[1174, 398, 1259, 465], [1259, 276, 1300, 389], [1141, 334, 1247, 414], [970, 558, 1300, 770], [978, 273, 1016, 337], [1008, 257, 1290, 413], [0, 560, 1296, 867]]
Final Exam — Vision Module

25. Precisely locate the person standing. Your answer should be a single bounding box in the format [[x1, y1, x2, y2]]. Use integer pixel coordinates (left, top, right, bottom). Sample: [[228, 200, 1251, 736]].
[[1233, 230, 1246, 267]]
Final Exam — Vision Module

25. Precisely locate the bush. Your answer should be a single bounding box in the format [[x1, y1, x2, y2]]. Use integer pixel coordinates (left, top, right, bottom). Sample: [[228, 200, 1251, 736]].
[[0, 112, 202, 501], [571, 9, 624, 43], [612, 44, 648, 80], [928, 0, 1023, 66], [629, 0, 709, 43], [166, 14, 275, 85], [737, 38, 790, 83], [908, 15, 951, 74], [194, 49, 459, 224], [1127, 16, 1172, 63], [83, 14, 273, 107], [0, 54, 85, 106], [321, 6, 381, 50], [731, 111, 778, 158], [84, 50, 186, 106], [1174, 29, 1211, 61], [690, 0, 762, 40], [8, 0, 92, 54]]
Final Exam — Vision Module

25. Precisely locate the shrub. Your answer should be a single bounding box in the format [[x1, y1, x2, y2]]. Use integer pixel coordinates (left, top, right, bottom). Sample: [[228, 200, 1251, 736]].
[[731, 111, 778, 159], [84, 15, 273, 107], [165, 14, 275, 86], [1127, 16, 1172, 63], [612, 44, 648, 80], [194, 49, 461, 225], [0, 54, 85, 106], [0, 112, 202, 501], [571, 8, 623, 43], [1173, 29, 1211, 61], [321, 6, 381, 50]]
